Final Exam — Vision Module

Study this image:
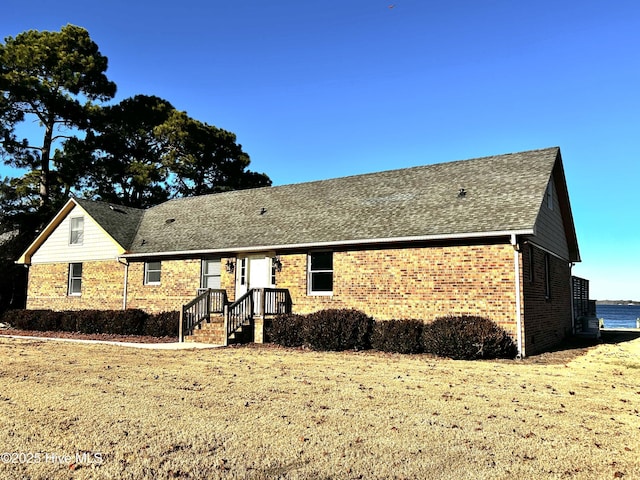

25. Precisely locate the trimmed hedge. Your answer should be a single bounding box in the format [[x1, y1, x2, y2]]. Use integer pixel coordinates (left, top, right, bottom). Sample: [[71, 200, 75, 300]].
[[371, 319, 424, 354], [0, 309, 179, 338], [268, 313, 307, 347], [267, 309, 374, 351], [143, 311, 180, 337], [305, 309, 374, 351], [269, 310, 516, 360], [422, 315, 517, 360]]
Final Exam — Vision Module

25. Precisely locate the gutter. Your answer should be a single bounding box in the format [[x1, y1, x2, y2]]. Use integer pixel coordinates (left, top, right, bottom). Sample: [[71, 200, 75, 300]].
[[511, 234, 524, 358], [119, 228, 535, 260]]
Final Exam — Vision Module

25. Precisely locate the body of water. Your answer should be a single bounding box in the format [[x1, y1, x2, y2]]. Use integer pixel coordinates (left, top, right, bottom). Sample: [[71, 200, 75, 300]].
[[596, 304, 640, 329]]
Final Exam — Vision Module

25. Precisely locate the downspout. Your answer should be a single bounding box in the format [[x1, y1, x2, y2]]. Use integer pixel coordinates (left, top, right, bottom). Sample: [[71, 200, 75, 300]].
[[22, 264, 30, 309], [511, 234, 523, 359], [118, 258, 129, 311]]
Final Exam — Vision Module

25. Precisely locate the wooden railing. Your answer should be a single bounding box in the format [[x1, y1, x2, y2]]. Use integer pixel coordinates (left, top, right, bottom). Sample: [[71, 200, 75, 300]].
[[181, 287, 292, 343], [180, 289, 228, 341], [226, 288, 292, 336], [572, 276, 596, 334], [227, 290, 254, 338], [263, 288, 293, 316]]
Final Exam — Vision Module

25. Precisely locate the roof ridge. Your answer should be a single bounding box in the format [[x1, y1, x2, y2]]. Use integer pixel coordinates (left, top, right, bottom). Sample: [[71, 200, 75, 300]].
[[149, 146, 560, 208], [73, 197, 146, 213]]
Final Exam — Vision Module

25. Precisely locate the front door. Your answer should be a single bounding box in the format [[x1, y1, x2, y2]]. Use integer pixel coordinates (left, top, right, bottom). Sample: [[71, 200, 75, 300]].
[[236, 254, 272, 298]]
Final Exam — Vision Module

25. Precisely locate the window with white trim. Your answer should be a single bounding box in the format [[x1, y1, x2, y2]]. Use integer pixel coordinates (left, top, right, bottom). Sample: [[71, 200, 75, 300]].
[[144, 261, 162, 285], [308, 251, 333, 295], [68, 263, 82, 295], [69, 217, 84, 245], [201, 258, 221, 289]]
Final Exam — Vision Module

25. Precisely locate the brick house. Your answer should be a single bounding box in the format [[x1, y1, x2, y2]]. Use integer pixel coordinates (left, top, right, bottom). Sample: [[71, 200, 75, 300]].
[[17, 147, 582, 356]]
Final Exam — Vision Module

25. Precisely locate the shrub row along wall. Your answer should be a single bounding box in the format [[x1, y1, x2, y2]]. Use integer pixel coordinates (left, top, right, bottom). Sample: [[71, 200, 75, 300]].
[[1, 309, 179, 338], [267, 309, 517, 360]]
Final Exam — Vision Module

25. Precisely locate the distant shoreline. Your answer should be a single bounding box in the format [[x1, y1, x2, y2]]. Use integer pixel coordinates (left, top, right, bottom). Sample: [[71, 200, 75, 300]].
[[596, 300, 640, 306]]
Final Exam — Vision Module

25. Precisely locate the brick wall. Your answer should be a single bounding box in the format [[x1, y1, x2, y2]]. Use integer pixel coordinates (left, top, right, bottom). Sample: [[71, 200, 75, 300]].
[[220, 257, 236, 302], [521, 243, 572, 356], [25, 243, 572, 355], [125, 259, 201, 313], [275, 243, 519, 335], [27, 258, 232, 315], [26, 261, 125, 311]]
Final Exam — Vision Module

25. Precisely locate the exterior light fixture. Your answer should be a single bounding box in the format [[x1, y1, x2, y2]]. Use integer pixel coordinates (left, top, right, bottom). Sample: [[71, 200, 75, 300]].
[[272, 256, 282, 272], [225, 259, 235, 274]]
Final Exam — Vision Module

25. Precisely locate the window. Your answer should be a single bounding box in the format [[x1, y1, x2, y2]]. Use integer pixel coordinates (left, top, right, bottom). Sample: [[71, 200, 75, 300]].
[[144, 261, 161, 285], [68, 263, 82, 295], [271, 261, 277, 286], [201, 258, 221, 289], [544, 253, 551, 299], [239, 258, 247, 286], [308, 251, 333, 294], [69, 217, 84, 245]]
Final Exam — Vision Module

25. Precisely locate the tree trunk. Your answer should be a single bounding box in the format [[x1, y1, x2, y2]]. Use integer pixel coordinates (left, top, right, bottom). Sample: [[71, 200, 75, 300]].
[[39, 119, 54, 207]]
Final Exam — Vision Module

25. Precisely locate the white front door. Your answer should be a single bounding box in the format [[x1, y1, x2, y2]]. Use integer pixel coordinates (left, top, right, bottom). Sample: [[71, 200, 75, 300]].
[[236, 254, 272, 298]]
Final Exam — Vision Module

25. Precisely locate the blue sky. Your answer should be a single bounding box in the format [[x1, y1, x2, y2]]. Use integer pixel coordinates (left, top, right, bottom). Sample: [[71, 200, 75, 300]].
[[2, 1, 639, 300]]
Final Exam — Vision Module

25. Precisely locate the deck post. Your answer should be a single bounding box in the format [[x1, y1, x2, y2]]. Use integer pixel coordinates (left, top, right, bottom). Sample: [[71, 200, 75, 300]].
[[178, 308, 184, 343], [222, 304, 229, 347]]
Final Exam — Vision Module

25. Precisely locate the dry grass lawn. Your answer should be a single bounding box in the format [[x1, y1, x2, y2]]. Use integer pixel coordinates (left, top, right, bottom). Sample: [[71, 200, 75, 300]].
[[0, 337, 638, 479]]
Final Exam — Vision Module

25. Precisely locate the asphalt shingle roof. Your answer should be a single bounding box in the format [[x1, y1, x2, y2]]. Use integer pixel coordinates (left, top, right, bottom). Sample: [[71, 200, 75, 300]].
[[73, 198, 144, 250], [125, 147, 562, 255]]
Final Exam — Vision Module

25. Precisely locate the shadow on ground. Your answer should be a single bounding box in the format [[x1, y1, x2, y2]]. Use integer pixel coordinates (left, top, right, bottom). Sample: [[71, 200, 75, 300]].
[[522, 329, 640, 365], [600, 329, 640, 344]]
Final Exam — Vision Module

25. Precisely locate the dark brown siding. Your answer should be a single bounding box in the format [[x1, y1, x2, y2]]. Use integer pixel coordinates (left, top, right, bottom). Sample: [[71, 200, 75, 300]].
[[522, 243, 573, 355]]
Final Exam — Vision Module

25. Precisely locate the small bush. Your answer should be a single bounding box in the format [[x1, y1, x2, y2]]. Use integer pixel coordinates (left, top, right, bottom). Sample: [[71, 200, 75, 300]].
[[267, 313, 307, 347], [305, 309, 373, 351], [372, 319, 424, 354], [422, 315, 517, 360]]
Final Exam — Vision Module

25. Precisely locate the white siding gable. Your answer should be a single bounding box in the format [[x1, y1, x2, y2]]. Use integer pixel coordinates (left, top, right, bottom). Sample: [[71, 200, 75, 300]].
[[30, 205, 124, 264]]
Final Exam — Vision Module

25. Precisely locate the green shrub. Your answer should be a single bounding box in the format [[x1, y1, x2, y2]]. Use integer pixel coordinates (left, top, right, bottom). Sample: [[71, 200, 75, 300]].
[[267, 313, 307, 347], [305, 309, 373, 351], [422, 315, 517, 360], [372, 319, 424, 354]]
